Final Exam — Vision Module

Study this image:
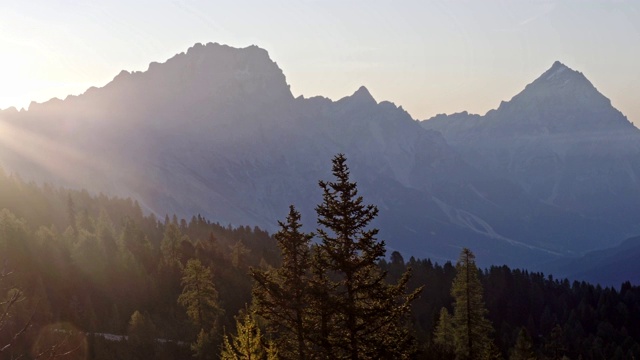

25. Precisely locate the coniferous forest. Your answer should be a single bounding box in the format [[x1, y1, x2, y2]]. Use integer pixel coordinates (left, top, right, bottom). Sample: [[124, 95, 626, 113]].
[[2, 156, 640, 359]]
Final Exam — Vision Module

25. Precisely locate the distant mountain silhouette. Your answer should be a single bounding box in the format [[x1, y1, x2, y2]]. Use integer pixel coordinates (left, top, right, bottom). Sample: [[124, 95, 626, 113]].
[[1, 44, 637, 272]]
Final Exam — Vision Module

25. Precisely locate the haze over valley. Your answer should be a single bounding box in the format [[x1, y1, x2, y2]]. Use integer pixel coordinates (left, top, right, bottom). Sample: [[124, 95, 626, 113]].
[[2, 42, 640, 281]]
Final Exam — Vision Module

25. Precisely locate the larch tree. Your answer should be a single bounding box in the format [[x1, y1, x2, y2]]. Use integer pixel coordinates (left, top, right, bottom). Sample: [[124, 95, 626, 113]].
[[127, 310, 157, 359], [192, 328, 213, 360], [251, 205, 314, 360], [434, 307, 456, 356], [220, 311, 277, 360], [161, 222, 186, 268], [451, 248, 494, 360], [312, 153, 421, 360], [178, 258, 221, 329], [510, 327, 535, 360], [230, 240, 251, 269]]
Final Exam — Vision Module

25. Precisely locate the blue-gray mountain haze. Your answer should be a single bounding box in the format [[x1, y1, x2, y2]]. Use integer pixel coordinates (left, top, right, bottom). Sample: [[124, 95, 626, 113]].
[[2, 43, 639, 282]]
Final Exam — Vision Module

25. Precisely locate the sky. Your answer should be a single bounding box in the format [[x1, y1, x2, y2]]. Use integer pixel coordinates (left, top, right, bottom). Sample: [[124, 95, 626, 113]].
[[1, 1, 639, 122]]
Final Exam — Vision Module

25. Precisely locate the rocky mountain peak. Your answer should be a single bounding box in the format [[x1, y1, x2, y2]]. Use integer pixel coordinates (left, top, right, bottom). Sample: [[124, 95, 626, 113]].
[[507, 61, 595, 103], [339, 86, 377, 106], [545, 61, 572, 78], [490, 61, 634, 134], [139, 42, 293, 102], [26, 42, 293, 116], [531, 60, 590, 89]]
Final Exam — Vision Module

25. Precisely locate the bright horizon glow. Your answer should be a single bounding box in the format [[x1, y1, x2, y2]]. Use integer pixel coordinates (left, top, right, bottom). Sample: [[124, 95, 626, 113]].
[[1, 1, 639, 123]]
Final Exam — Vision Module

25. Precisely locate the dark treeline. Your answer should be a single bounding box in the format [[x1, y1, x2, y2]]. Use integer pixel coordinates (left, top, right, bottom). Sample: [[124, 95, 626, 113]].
[[383, 256, 640, 359], [1, 166, 640, 359]]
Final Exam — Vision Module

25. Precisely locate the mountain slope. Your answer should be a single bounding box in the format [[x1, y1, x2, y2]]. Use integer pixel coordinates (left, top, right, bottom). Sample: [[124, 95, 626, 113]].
[[548, 235, 640, 286], [0, 45, 634, 268]]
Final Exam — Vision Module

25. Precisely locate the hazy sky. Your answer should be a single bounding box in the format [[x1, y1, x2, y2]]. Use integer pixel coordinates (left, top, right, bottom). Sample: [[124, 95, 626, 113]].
[[1, 1, 639, 122]]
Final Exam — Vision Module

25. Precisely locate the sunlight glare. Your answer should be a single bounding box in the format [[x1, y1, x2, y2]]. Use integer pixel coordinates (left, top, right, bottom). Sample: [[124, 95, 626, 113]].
[[0, 54, 33, 110]]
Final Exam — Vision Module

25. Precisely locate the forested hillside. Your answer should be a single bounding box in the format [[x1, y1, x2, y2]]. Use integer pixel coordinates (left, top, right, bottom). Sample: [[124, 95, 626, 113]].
[[2, 164, 640, 359]]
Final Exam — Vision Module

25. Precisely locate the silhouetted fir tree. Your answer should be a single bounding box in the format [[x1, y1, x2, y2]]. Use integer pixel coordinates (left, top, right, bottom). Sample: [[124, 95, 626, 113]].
[[451, 248, 495, 360], [251, 205, 314, 360], [312, 154, 421, 359]]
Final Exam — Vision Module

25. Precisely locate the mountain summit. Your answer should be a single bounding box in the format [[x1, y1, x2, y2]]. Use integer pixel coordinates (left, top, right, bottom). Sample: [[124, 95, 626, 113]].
[[422, 61, 640, 234], [490, 61, 633, 134], [525, 60, 592, 92], [341, 86, 377, 105], [538, 61, 584, 84], [27, 42, 293, 119]]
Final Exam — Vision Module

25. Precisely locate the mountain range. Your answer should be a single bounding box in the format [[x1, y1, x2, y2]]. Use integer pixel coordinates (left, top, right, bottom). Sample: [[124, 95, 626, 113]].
[[1, 42, 639, 274]]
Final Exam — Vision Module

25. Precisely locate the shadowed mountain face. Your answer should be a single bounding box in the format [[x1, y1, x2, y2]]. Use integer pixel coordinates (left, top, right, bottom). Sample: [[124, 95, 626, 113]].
[[422, 61, 640, 239], [0, 43, 636, 269]]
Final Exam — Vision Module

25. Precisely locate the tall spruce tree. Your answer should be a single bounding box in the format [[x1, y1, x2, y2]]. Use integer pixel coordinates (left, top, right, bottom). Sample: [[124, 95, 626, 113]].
[[312, 154, 421, 359], [451, 248, 494, 360], [251, 205, 314, 360]]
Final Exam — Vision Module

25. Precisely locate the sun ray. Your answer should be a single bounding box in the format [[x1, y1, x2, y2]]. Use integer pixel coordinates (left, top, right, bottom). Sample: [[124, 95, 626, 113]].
[[0, 116, 109, 189]]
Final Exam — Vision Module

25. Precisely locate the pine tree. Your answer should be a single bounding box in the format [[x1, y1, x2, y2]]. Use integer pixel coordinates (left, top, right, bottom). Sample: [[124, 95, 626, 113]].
[[251, 205, 313, 360], [451, 248, 494, 360], [312, 153, 421, 359]]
